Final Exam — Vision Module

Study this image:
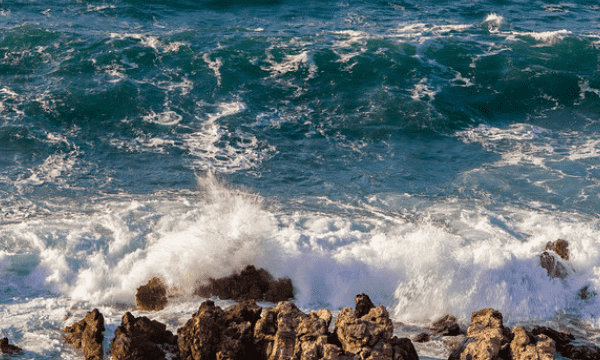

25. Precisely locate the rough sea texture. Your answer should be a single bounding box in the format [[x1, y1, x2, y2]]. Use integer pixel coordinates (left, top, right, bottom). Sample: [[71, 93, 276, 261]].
[[1, 0, 600, 358]]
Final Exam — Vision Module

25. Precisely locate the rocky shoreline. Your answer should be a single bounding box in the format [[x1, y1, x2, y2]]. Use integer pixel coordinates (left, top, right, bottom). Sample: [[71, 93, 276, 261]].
[[2, 240, 599, 359]]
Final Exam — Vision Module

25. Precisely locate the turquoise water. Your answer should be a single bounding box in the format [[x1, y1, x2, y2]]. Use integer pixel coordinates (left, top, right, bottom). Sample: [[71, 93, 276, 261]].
[[1, 0, 600, 358]]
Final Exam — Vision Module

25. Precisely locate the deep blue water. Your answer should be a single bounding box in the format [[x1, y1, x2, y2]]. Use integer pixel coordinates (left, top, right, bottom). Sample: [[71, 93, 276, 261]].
[[1, 1, 600, 358]]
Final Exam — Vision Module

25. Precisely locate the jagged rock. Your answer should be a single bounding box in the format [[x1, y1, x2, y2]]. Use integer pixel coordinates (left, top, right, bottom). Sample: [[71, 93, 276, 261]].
[[0, 338, 22, 354], [545, 239, 569, 260], [111, 312, 177, 360], [510, 326, 555, 360], [334, 294, 417, 360], [442, 335, 466, 355], [532, 326, 600, 360], [136, 277, 168, 311], [64, 308, 105, 360], [195, 265, 294, 303], [430, 315, 462, 336], [449, 308, 511, 360], [355, 293, 375, 318], [178, 299, 263, 360], [412, 333, 430, 343]]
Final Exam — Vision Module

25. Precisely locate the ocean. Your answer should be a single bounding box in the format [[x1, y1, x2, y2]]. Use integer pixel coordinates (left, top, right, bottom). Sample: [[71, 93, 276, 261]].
[[1, 0, 600, 358]]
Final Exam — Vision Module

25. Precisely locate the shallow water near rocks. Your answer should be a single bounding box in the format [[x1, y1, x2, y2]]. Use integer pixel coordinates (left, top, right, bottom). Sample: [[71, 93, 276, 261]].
[[1, 0, 600, 358]]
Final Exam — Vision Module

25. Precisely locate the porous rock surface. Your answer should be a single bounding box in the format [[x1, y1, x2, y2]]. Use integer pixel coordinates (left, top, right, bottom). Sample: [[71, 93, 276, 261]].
[[136, 277, 168, 311], [64, 308, 105, 360], [110, 311, 177, 360]]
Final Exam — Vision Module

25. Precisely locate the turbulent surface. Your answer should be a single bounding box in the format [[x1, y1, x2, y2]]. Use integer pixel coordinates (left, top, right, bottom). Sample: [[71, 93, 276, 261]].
[[1, 0, 600, 358]]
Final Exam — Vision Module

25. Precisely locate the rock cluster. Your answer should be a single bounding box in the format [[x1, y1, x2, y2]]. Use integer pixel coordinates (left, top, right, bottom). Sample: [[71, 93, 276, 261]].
[[64, 308, 105, 360], [110, 312, 178, 360], [195, 265, 294, 303], [0, 337, 22, 355], [448, 307, 600, 360], [135, 277, 168, 311]]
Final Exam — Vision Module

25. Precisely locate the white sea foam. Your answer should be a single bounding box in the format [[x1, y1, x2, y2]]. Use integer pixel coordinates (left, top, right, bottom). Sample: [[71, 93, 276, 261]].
[[261, 50, 318, 80], [109, 33, 186, 53], [143, 110, 182, 126], [203, 53, 223, 87], [507, 30, 571, 45]]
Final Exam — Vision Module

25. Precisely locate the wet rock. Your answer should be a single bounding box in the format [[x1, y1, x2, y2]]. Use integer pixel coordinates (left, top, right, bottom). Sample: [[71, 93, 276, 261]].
[[441, 335, 466, 355], [532, 326, 600, 360], [178, 299, 263, 360], [0, 338, 22, 355], [64, 308, 105, 360], [545, 239, 569, 260], [430, 315, 462, 336], [111, 312, 177, 360], [540, 251, 569, 279], [195, 265, 294, 303], [136, 277, 168, 311], [510, 326, 555, 360], [449, 308, 511, 360], [390, 336, 419, 360], [412, 333, 430, 343]]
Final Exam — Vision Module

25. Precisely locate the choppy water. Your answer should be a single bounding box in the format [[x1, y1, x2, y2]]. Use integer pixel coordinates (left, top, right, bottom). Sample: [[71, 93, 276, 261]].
[[1, 0, 600, 358]]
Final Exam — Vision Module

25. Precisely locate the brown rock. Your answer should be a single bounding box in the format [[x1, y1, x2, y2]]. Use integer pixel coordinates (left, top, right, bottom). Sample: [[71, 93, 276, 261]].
[[195, 265, 294, 303], [412, 333, 430, 343], [389, 336, 419, 360], [449, 308, 511, 360], [136, 277, 168, 311], [64, 308, 105, 360], [178, 299, 263, 360], [510, 326, 555, 360], [355, 293, 376, 318], [335, 297, 393, 356], [545, 239, 569, 260], [111, 312, 177, 360], [0, 338, 22, 354], [532, 326, 600, 360], [540, 251, 569, 279], [430, 315, 462, 336]]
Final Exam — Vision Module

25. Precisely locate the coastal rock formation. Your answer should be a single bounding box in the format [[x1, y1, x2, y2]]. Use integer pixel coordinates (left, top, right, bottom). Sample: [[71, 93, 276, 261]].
[[64, 308, 105, 360], [532, 326, 600, 360], [110, 312, 177, 360], [510, 326, 555, 360], [176, 293, 418, 360], [334, 294, 418, 360], [178, 299, 262, 360], [195, 265, 294, 303], [448, 308, 511, 360], [136, 277, 168, 311], [0, 338, 22, 355], [540, 239, 570, 279]]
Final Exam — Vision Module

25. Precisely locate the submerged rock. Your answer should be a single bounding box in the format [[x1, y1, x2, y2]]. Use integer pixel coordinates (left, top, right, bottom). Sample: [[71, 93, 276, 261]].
[[110, 312, 177, 360], [195, 265, 294, 303], [64, 308, 105, 360], [136, 277, 168, 311], [0, 338, 22, 355]]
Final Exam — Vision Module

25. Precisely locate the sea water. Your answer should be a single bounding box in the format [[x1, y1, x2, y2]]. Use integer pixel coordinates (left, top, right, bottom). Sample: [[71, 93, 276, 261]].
[[1, 0, 600, 358]]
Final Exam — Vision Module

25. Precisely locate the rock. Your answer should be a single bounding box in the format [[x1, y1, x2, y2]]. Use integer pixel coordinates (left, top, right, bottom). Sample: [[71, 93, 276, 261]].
[[540, 251, 569, 279], [430, 315, 462, 336], [195, 265, 294, 303], [441, 335, 466, 355], [389, 336, 419, 360], [509, 326, 555, 360], [111, 312, 177, 360], [335, 305, 393, 356], [355, 293, 375, 318], [0, 338, 22, 354], [449, 308, 511, 360], [545, 239, 569, 260], [412, 333, 430, 343], [136, 277, 168, 311], [64, 308, 105, 360], [532, 326, 600, 360], [178, 299, 263, 360]]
